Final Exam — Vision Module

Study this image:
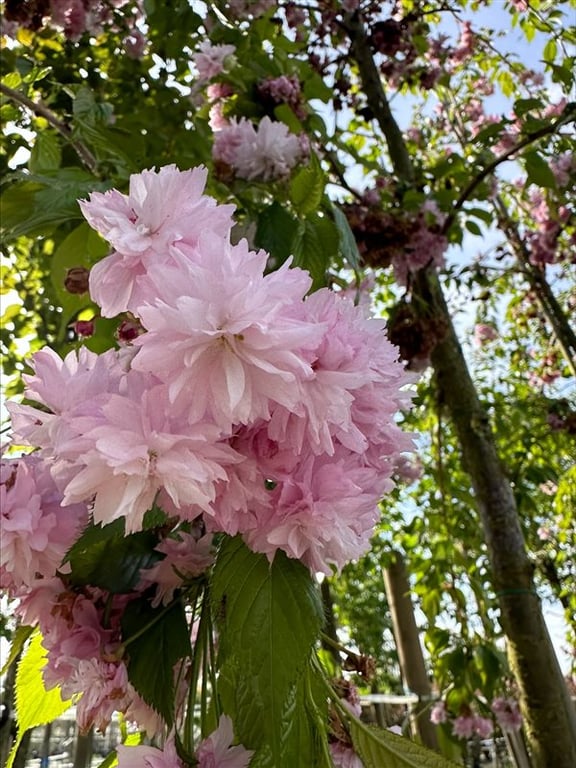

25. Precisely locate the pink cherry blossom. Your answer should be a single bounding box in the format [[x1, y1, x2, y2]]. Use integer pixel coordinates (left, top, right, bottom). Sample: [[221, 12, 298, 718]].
[[244, 447, 385, 574], [196, 714, 254, 768], [132, 242, 324, 431], [452, 715, 476, 739], [492, 697, 523, 732], [330, 742, 363, 768], [80, 165, 235, 317], [139, 532, 215, 606], [430, 700, 448, 724], [0, 455, 87, 590], [213, 117, 304, 181], [192, 41, 236, 82], [60, 378, 241, 532], [117, 737, 183, 768], [474, 323, 498, 346]]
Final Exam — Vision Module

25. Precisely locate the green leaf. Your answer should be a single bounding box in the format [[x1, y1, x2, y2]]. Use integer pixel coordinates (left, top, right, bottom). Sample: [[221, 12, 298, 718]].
[[7, 633, 72, 768], [0, 624, 34, 676], [292, 213, 338, 289], [212, 537, 324, 767], [255, 202, 298, 267], [65, 519, 162, 593], [29, 132, 62, 173], [121, 596, 191, 726], [0, 169, 104, 239], [513, 98, 543, 117], [290, 155, 325, 216], [350, 720, 460, 768], [524, 151, 557, 189], [465, 220, 483, 237], [543, 38, 557, 63], [331, 203, 362, 270], [274, 103, 304, 133]]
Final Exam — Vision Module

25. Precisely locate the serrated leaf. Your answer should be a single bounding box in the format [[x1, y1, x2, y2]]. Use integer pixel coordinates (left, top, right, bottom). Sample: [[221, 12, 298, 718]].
[[350, 720, 460, 768], [292, 213, 338, 289], [121, 596, 191, 726], [29, 132, 62, 173], [65, 519, 162, 593], [0, 624, 34, 676], [331, 203, 362, 270], [290, 156, 325, 216], [211, 537, 324, 767], [7, 633, 72, 768]]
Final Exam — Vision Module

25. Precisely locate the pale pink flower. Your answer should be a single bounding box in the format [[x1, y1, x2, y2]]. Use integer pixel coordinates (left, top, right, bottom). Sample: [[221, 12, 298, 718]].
[[213, 117, 304, 181], [492, 697, 523, 732], [67, 658, 131, 733], [196, 714, 254, 768], [117, 738, 183, 768], [192, 41, 236, 82], [452, 715, 475, 739], [474, 323, 498, 346], [0, 455, 87, 590], [60, 378, 241, 532], [79, 165, 235, 316], [244, 447, 385, 574], [329, 742, 363, 768], [132, 241, 324, 431], [430, 700, 448, 724], [234, 116, 304, 180], [140, 532, 215, 606], [473, 715, 493, 739]]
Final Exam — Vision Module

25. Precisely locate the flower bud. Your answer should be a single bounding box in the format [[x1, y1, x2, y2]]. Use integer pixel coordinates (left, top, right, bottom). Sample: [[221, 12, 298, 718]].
[[64, 267, 90, 295]]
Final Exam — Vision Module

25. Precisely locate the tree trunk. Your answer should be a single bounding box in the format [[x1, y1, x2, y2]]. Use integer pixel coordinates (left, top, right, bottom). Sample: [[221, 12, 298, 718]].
[[343, 9, 576, 765], [417, 267, 576, 767], [383, 554, 439, 751]]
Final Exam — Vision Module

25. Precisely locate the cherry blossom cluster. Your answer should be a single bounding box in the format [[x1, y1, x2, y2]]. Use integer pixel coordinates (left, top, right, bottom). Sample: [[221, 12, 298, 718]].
[[2, 0, 146, 53], [430, 697, 522, 740], [8, 163, 414, 578], [212, 116, 308, 182], [344, 198, 448, 286]]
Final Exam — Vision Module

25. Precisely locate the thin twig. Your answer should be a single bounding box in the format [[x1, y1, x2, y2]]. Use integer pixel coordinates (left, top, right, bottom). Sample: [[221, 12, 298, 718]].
[[0, 81, 99, 174]]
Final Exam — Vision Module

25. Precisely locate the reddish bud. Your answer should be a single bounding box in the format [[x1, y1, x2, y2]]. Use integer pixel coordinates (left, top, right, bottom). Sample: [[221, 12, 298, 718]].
[[64, 267, 90, 295]]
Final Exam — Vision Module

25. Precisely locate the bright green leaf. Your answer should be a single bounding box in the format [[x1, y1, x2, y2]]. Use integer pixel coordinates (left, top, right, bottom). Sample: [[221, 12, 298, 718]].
[[290, 156, 325, 216], [7, 633, 72, 768], [350, 720, 460, 768]]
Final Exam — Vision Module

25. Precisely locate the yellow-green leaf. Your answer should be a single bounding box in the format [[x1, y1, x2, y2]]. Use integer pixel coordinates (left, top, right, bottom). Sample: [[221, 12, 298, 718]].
[[7, 632, 73, 768]]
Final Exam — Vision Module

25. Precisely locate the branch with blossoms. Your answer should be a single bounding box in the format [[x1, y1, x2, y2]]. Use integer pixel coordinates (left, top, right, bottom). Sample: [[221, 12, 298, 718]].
[[1, 164, 460, 768], [442, 104, 576, 235]]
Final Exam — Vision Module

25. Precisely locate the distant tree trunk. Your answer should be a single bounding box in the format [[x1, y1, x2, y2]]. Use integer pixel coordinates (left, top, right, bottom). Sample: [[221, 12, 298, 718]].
[[343, 10, 576, 766], [40, 722, 52, 768], [383, 554, 439, 751]]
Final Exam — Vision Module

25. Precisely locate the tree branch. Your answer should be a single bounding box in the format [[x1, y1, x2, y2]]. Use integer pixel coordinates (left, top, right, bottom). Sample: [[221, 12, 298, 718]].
[[493, 194, 576, 376], [341, 11, 414, 184], [0, 82, 99, 175], [443, 106, 576, 235]]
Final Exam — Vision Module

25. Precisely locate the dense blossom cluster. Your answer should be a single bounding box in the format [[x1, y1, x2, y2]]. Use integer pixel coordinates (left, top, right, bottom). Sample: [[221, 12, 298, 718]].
[[2, 0, 145, 50], [212, 116, 308, 181], [4, 165, 414, 739]]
